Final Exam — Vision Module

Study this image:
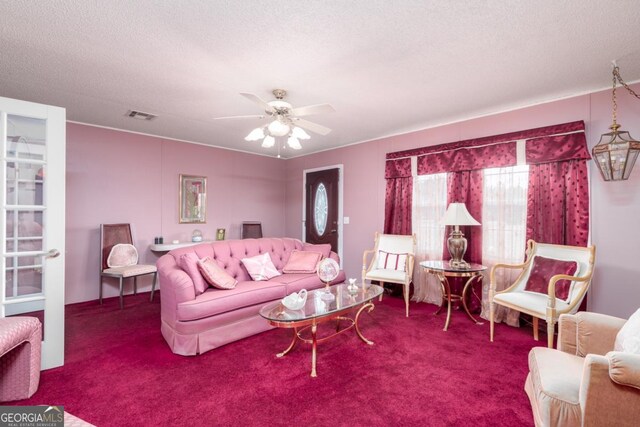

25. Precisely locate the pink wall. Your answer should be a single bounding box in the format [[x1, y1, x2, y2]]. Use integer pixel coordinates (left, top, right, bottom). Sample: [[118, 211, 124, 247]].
[[285, 83, 640, 319], [65, 124, 285, 304]]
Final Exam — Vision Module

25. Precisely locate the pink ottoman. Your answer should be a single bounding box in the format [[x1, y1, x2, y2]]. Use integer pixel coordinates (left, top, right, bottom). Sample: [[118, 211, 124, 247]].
[[0, 316, 42, 402]]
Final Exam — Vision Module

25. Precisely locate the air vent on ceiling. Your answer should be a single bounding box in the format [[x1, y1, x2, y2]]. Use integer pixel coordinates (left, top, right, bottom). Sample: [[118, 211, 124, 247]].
[[126, 110, 157, 121]]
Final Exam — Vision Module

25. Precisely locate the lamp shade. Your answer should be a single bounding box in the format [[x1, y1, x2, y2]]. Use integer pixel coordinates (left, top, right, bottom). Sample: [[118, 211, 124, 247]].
[[268, 119, 290, 137], [442, 203, 480, 226]]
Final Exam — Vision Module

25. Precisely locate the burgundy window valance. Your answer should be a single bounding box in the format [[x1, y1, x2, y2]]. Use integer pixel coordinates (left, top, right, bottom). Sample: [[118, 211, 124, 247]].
[[385, 157, 412, 178], [385, 120, 590, 175]]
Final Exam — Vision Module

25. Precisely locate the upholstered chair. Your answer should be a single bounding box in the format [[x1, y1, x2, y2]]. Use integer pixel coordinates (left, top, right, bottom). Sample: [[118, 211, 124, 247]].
[[0, 316, 42, 401], [525, 311, 640, 426], [362, 232, 416, 317], [100, 223, 157, 309], [490, 240, 595, 348]]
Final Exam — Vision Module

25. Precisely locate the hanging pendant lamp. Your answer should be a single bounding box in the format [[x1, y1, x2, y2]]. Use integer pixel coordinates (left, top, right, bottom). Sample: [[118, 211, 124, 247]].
[[592, 64, 640, 181]]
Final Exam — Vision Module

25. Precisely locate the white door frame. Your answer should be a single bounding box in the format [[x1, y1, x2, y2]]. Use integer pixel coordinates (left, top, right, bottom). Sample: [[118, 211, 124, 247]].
[[0, 97, 66, 370], [302, 164, 343, 266]]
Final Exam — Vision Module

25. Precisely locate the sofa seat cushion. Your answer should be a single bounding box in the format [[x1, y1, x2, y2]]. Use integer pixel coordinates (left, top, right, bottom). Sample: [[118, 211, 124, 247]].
[[177, 281, 286, 321], [270, 274, 325, 294], [527, 346, 584, 426]]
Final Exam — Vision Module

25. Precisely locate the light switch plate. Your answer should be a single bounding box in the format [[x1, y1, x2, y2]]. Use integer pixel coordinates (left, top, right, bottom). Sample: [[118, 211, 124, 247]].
[[343, 216, 350, 224]]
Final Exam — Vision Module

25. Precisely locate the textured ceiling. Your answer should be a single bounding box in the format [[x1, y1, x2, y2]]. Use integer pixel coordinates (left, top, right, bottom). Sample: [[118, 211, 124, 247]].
[[1, 1, 640, 158]]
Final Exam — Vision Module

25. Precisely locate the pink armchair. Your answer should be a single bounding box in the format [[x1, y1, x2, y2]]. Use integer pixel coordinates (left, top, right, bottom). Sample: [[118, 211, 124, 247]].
[[525, 312, 640, 426], [0, 316, 42, 401]]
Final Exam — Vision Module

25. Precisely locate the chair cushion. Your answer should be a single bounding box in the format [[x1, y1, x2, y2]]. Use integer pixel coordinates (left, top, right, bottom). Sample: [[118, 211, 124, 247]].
[[282, 250, 322, 274], [376, 250, 408, 271], [106, 244, 138, 267], [493, 291, 570, 317], [365, 268, 407, 284], [303, 243, 331, 259], [614, 308, 640, 354], [524, 256, 578, 301], [103, 264, 156, 278], [527, 346, 584, 426], [241, 252, 281, 281], [178, 253, 209, 296], [176, 281, 286, 321], [197, 257, 238, 290]]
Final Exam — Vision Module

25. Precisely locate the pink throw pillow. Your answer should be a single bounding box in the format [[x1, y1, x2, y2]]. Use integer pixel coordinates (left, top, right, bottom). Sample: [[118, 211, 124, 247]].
[[241, 252, 281, 281], [303, 243, 331, 259], [197, 257, 238, 290], [107, 244, 138, 267], [376, 250, 408, 271], [524, 256, 579, 301], [179, 253, 209, 296], [283, 250, 322, 274]]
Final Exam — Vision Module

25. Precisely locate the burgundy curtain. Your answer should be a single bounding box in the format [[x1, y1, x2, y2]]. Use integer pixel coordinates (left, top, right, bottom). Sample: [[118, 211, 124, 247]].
[[444, 171, 484, 312], [526, 160, 589, 247], [443, 171, 484, 263], [525, 131, 591, 246], [384, 158, 412, 235]]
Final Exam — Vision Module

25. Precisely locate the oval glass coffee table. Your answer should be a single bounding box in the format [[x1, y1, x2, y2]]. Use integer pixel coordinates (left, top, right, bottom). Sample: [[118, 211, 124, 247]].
[[260, 283, 383, 377]]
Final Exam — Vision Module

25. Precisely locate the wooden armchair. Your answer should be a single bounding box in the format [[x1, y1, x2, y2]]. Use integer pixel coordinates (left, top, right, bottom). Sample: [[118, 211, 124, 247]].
[[490, 240, 596, 348], [362, 232, 416, 317]]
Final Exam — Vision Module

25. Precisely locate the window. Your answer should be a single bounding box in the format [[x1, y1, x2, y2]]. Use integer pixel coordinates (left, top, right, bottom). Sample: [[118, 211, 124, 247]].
[[482, 165, 529, 265]]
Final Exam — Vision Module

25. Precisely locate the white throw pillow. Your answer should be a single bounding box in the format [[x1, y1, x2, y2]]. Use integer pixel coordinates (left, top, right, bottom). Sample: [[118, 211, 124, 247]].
[[107, 243, 138, 267], [241, 252, 281, 281], [614, 308, 640, 354], [376, 250, 407, 271]]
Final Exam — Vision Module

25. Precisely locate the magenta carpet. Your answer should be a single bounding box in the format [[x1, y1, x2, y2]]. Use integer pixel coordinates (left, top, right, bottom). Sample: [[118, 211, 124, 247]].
[[11, 293, 537, 426]]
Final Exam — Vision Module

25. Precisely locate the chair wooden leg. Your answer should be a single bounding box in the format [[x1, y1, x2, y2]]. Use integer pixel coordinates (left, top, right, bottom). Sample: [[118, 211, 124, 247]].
[[547, 320, 555, 348], [533, 317, 539, 341], [99, 274, 103, 305], [150, 272, 157, 302], [134, 276, 138, 295], [490, 302, 495, 342], [404, 283, 410, 317], [119, 277, 124, 310], [378, 282, 384, 302]]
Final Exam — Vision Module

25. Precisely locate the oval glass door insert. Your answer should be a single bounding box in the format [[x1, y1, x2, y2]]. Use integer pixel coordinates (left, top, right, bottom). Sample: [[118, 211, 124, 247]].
[[314, 183, 328, 235]]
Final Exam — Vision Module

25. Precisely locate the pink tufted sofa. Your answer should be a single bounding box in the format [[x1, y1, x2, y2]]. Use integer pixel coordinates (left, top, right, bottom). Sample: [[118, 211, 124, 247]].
[[157, 237, 345, 355]]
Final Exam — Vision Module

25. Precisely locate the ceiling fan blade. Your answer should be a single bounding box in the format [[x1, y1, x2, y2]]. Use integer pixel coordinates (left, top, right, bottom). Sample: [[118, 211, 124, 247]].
[[290, 103, 335, 117], [213, 114, 266, 120], [240, 93, 274, 112], [293, 118, 332, 136]]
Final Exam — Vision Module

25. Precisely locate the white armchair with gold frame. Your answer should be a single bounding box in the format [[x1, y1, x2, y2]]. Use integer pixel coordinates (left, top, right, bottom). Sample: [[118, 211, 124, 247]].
[[362, 232, 416, 317], [489, 240, 596, 348]]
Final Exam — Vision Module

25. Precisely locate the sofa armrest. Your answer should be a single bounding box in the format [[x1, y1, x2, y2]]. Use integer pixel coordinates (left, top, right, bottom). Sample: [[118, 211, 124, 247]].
[[575, 312, 626, 357], [580, 354, 640, 425], [607, 351, 640, 390], [558, 313, 578, 355]]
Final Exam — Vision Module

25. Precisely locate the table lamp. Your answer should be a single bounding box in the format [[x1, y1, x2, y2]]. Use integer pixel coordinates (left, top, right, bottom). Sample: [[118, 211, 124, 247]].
[[442, 203, 481, 268]]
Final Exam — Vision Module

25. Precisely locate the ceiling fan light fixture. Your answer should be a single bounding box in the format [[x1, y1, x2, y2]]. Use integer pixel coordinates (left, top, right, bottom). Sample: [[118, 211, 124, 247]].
[[262, 135, 275, 148], [287, 136, 302, 150], [268, 119, 290, 137], [291, 126, 310, 140], [245, 127, 265, 141]]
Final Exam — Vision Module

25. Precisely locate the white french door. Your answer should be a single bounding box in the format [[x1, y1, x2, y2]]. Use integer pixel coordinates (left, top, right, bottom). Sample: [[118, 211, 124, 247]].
[[0, 96, 66, 370]]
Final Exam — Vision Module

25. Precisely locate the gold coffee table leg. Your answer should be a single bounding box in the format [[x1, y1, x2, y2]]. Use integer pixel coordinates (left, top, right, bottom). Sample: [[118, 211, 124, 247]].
[[311, 324, 318, 378], [355, 302, 375, 345], [277, 328, 298, 358], [442, 275, 453, 331]]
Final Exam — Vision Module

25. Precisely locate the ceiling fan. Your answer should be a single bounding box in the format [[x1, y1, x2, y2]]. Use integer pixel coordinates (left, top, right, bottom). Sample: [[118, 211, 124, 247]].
[[215, 89, 335, 150]]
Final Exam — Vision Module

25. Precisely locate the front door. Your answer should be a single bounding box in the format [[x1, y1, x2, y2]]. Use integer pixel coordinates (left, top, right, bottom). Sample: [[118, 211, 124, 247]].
[[0, 96, 66, 370], [305, 168, 340, 253]]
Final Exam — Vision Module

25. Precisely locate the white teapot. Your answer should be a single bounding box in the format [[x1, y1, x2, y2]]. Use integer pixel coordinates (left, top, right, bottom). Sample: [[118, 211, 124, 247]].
[[282, 289, 308, 310]]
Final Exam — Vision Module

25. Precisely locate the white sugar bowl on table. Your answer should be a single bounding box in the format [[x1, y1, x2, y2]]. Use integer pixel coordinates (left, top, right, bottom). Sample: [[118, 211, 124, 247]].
[[282, 289, 308, 310]]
